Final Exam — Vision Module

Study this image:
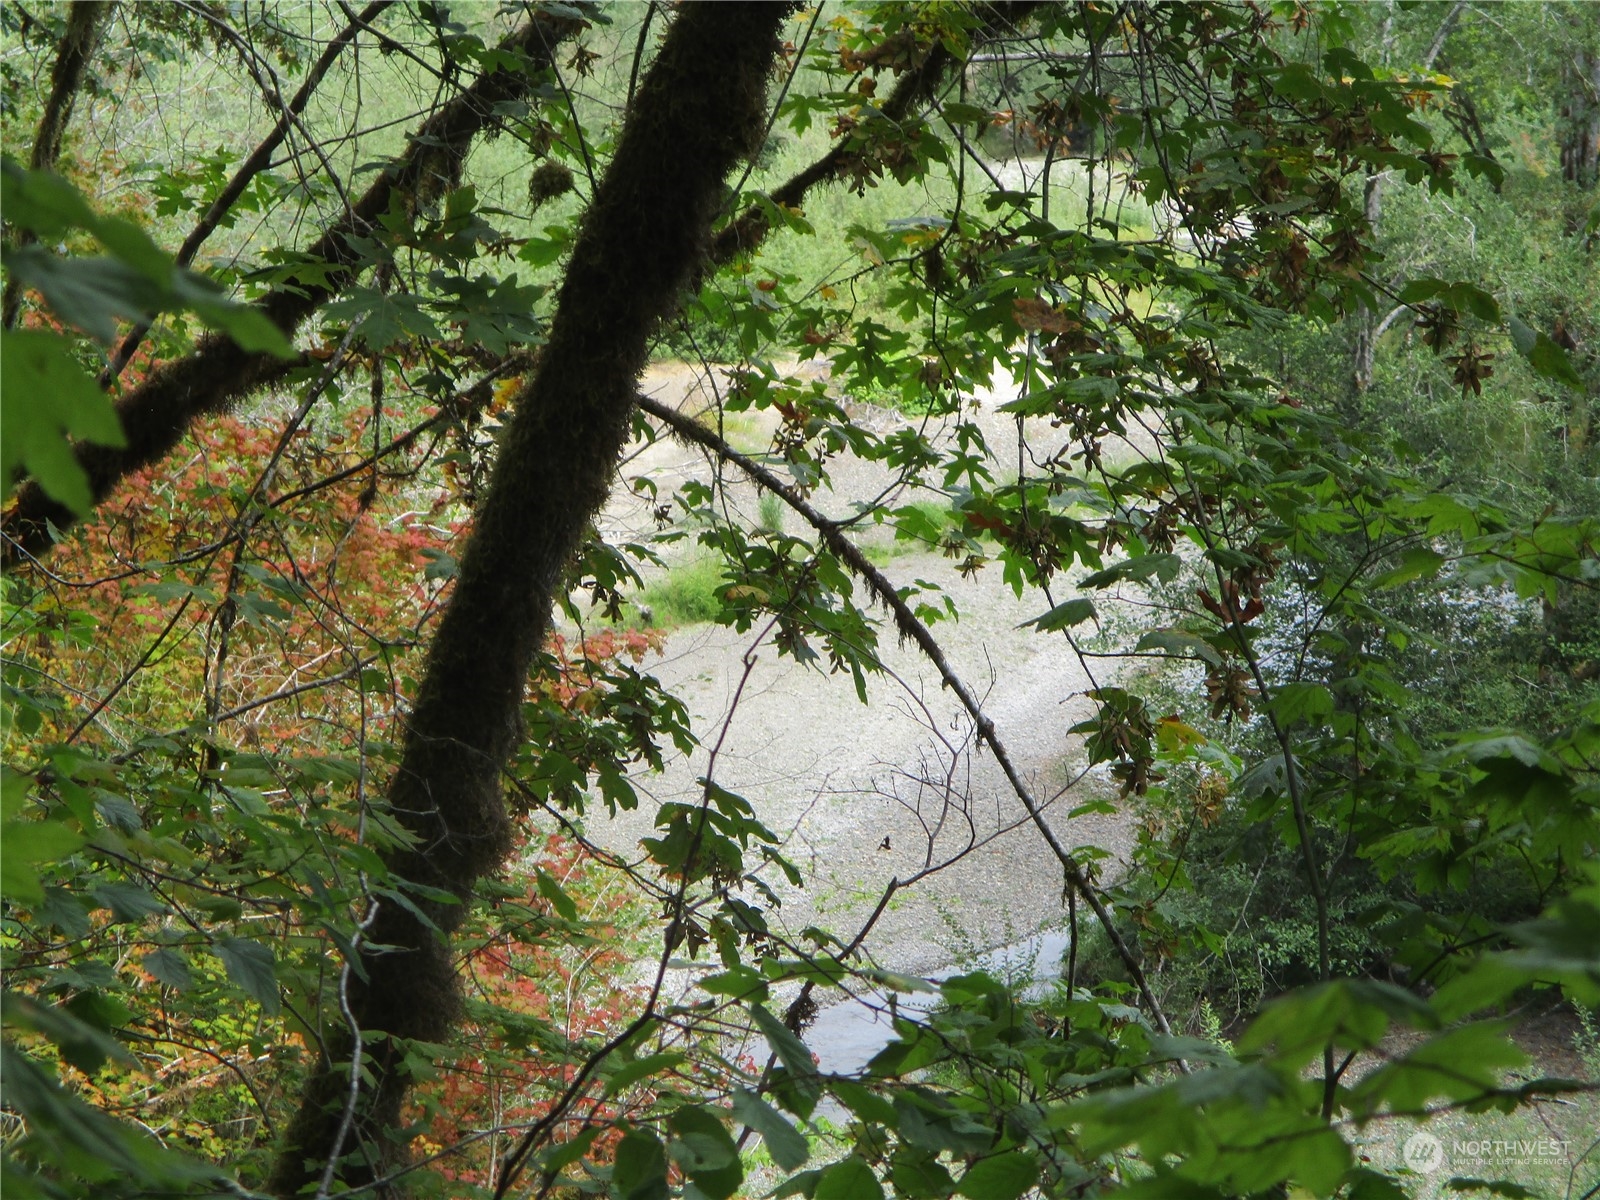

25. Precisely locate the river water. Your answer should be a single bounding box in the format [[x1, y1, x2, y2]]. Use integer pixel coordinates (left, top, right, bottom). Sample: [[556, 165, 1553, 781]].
[[804, 927, 1076, 1076]]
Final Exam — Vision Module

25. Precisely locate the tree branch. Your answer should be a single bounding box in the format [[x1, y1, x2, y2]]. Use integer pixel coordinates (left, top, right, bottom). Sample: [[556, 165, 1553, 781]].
[[1423, 1, 1467, 70], [1, 0, 115, 328], [707, 1, 1040, 264], [1, 8, 584, 569], [634, 392, 1180, 1043], [102, 0, 397, 383]]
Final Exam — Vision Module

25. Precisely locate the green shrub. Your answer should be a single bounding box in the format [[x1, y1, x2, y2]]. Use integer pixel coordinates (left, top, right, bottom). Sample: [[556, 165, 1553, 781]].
[[757, 491, 785, 535], [634, 556, 727, 630]]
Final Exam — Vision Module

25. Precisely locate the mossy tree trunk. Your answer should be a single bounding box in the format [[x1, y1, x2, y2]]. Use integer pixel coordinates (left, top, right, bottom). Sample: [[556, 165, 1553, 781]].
[[266, 4, 792, 1194]]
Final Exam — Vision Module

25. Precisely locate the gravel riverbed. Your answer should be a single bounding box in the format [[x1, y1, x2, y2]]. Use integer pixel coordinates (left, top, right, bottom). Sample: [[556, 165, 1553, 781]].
[[577, 362, 1152, 977]]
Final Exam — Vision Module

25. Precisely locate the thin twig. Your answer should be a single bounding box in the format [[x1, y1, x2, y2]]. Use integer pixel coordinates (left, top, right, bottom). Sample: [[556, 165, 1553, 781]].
[[317, 898, 383, 1200]]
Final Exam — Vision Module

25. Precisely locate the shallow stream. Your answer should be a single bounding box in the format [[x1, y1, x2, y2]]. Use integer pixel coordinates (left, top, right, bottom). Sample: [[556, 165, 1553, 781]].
[[805, 926, 1075, 1076]]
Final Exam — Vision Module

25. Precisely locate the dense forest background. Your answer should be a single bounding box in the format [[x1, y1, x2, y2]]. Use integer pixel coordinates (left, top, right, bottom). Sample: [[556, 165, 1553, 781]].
[[1, 2, 1597, 1198]]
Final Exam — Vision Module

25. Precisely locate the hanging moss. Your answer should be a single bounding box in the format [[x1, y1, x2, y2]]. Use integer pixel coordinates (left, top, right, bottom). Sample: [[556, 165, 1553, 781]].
[[267, 5, 795, 1194]]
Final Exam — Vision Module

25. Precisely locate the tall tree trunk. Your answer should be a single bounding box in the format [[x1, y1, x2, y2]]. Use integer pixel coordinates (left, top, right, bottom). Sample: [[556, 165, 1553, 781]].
[[1559, 43, 1600, 189], [266, 4, 792, 1194], [1352, 1, 1462, 393], [1351, 3, 1397, 394], [1351, 169, 1385, 392]]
